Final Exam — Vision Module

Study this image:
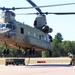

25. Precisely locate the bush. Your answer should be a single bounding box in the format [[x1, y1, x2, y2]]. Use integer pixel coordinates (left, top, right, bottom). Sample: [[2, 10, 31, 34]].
[[42, 51, 49, 57]]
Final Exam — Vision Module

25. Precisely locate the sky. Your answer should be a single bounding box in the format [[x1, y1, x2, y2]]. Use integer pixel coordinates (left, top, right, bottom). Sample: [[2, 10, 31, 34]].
[[0, 0, 75, 41]]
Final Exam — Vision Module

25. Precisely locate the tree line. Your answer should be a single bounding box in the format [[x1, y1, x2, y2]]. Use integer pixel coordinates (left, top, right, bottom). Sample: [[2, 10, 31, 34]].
[[0, 32, 75, 57], [52, 33, 75, 57]]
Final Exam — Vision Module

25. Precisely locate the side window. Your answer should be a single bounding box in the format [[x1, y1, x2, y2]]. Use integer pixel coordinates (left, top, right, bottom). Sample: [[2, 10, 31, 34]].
[[28, 31, 30, 35], [34, 33, 36, 37], [39, 35, 44, 40], [39, 35, 42, 39], [21, 28, 24, 34], [44, 37, 46, 41]]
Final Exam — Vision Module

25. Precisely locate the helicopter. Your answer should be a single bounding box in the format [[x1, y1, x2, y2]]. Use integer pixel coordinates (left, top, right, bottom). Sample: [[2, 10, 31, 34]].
[[0, 0, 75, 55], [0, 0, 54, 56]]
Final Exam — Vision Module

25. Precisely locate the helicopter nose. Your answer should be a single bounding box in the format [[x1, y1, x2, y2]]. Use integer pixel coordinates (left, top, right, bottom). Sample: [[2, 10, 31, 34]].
[[0, 28, 11, 38], [0, 28, 10, 34]]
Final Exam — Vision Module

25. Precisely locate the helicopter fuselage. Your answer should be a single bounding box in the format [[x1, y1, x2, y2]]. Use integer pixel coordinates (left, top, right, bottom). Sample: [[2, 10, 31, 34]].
[[0, 10, 52, 51], [0, 20, 52, 51]]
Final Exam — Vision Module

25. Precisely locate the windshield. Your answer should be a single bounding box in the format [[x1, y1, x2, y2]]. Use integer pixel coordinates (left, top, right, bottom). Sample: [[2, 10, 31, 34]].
[[0, 24, 6, 28]]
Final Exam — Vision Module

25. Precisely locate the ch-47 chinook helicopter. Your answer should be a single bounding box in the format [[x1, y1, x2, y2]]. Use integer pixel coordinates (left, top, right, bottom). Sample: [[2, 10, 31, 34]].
[[0, 0, 75, 56], [0, 0, 53, 56]]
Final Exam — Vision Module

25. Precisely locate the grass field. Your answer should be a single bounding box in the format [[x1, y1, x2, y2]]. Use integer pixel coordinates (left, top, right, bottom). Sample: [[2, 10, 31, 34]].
[[0, 57, 71, 65]]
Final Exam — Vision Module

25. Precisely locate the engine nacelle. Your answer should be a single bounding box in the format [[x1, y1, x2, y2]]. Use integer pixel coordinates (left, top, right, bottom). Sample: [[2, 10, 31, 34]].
[[42, 26, 53, 33]]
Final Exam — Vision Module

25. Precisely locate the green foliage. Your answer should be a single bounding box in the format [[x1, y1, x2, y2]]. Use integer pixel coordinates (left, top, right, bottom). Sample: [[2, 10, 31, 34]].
[[52, 32, 75, 57], [61, 41, 75, 55], [52, 33, 63, 57], [42, 51, 49, 57], [9, 48, 18, 57], [0, 45, 21, 57], [0, 45, 4, 57], [54, 33, 63, 43]]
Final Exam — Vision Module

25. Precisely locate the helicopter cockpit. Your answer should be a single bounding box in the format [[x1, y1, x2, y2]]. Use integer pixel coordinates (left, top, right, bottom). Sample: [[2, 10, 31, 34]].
[[0, 23, 10, 34], [0, 23, 16, 35]]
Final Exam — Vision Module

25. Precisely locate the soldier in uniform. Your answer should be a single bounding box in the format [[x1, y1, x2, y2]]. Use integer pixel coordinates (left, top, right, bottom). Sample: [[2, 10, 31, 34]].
[[68, 53, 75, 66]]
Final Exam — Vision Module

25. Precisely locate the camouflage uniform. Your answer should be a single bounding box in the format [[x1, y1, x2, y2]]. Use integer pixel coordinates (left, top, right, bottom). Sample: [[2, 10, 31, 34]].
[[68, 53, 75, 66]]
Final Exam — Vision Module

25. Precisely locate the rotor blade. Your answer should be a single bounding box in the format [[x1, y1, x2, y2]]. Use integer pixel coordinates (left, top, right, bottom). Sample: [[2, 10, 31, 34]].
[[13, 2, 75, 10], [48, 12, 75, 15], [26, 0, 42, 14], [16, 12, 75, 15], [16, 12, 41, 15], [0, 2, 75, 11], [0, 7, 17, 11]]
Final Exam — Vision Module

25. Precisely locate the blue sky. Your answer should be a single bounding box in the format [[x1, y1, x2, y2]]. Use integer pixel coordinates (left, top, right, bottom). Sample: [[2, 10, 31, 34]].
[[0, 0, 75, 41]]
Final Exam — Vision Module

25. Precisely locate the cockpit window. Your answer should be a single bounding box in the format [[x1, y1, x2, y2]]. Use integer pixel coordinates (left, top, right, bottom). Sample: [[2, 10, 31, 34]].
[[6, 24, 12, 29], [0, 24, 5, 28], [6, 23, 16, 30]]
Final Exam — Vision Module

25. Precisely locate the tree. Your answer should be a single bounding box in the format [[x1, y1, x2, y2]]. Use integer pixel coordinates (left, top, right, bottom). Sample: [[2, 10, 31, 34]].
[[71, 41, 75, 54], [61, 41, 75, 56], [52, 33, 63, 57], [54, 33, 63, 43], [42, 51, 49, 57], [0, 45, 4, 57]]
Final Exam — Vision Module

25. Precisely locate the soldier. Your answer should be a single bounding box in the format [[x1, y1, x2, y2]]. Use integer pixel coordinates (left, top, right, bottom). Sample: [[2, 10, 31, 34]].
[[68, 53, 75, 66]]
